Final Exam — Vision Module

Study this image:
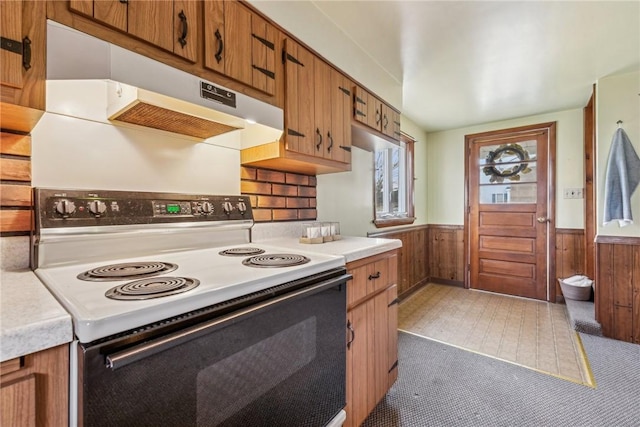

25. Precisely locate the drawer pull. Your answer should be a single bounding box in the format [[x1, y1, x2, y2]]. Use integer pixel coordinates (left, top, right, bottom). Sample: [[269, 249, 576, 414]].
[[368, 272, 381, 280]]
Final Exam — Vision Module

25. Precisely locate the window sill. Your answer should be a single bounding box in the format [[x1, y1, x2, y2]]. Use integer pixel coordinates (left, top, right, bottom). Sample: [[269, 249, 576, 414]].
[[373, 217, 416, 228]]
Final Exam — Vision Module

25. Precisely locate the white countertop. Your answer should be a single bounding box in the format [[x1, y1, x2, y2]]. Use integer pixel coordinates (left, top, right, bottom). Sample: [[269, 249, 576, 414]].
[[1, 270, 73, 362], [256, 236, 402, 263]]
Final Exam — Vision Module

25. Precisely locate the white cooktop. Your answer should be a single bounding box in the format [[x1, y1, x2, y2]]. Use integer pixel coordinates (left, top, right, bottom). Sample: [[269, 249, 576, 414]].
[[35, 243, 344, 343]]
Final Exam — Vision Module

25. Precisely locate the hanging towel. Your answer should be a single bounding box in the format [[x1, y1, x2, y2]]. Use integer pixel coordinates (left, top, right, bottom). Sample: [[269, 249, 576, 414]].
[[603, 128, 640, 227]]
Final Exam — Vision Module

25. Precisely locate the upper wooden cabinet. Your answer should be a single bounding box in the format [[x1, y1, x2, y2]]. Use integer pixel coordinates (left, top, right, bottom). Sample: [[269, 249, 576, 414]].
[[203, 0, 277, 95], [354, 85, 401, 142], [0, 0, 46, 130], [69, 0, 199, 62], [283, 39, 352, 164], [241, 38, 351, 175]]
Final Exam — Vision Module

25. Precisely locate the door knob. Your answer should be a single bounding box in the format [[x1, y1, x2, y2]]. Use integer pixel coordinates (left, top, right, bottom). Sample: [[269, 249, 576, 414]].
[[537, 217, 550, 223]]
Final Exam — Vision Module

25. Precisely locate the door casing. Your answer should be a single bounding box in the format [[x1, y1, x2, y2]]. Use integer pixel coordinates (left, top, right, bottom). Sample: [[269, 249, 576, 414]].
[[464, 122, 557, 302]]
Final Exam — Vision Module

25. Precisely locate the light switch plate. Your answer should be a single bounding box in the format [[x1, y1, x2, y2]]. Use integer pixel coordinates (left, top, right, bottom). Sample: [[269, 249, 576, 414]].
[[563, 188, 584, 199]]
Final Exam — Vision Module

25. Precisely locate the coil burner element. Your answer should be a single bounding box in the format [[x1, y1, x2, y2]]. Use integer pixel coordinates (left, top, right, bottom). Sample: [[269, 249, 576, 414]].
[[105, 277, 200, 300], [242, 254, 310, 268], [218, 247, 266, 256], [77, 261, 178, 281]]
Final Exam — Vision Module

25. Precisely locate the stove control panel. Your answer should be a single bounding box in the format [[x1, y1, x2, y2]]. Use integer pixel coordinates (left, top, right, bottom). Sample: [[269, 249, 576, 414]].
[[34, 189, 254, 228]]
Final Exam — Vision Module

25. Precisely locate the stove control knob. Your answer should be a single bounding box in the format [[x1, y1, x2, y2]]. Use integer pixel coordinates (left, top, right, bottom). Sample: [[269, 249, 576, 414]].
[[88, 200, 107, 216], [200, 202, 214, 215], [222, 201, 233, 215], [55, 199, 76, 216], [236, 201, 247, 215]]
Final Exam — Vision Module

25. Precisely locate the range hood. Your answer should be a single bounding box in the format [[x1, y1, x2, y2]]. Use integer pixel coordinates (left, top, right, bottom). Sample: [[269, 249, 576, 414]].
[[46, 21, 283, 143]]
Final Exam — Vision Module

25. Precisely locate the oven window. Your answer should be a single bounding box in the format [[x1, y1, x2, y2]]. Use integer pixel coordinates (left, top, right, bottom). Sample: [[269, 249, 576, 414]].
[[81, 283, 346, 427]]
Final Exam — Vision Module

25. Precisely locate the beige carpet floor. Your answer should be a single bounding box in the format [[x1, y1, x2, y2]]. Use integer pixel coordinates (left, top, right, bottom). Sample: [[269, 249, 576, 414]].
[[399, 283, 595, 387]]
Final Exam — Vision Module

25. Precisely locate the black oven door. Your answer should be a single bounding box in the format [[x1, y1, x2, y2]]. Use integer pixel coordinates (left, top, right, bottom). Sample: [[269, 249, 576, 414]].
[[79, 270, 349, 427]]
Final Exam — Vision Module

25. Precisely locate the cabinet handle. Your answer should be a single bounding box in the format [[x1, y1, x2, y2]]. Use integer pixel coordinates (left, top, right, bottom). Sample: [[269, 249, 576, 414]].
[[368, 272, 381, 280], [316, 128, 322, 151], [214, 29, 224, 63], [327, 131, 333, 152], [177, 10, 188, 48], [347, 320, 355, 349], [376, 108, 381, 125], [22, 37, 31, 71], [383, 114, 389, 130]]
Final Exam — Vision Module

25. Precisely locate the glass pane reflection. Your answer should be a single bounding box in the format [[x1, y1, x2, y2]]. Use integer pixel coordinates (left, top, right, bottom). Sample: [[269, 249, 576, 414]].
[[479, 183, 537, 204]]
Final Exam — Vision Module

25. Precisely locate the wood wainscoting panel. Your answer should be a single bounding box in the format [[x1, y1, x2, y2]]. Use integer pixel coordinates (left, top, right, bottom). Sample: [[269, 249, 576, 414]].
[[595, 236, 640, 344], [555, 229, 585, 302]]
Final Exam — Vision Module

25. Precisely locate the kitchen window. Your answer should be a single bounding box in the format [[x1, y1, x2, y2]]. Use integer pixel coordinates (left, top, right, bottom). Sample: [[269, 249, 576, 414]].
[[374, 133, 415, 227]]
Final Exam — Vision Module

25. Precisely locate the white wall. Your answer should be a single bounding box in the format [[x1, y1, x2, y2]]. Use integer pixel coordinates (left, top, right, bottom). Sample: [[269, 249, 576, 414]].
[[32, 81, 241, 195], [316, 115, 428, 237], [247, 0, 402, 110], [596, 70, 640, 237], [425, 108, 585, 228]]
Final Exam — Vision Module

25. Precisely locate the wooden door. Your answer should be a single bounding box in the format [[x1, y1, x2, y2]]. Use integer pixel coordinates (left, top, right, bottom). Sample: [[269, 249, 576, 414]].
[[128, 1, 173, 52], [345, 301, 371, 427], [250, 13, 277, 95], [467, 123, 555, 300], [329, 70, 352, 163], [283, 39, 315, 156], [94, 1, 127, 32], [314, 57, 331, 157], [0, 0, 24, 90], [222, 1, 252, 87], [173, 1, 198, 62]]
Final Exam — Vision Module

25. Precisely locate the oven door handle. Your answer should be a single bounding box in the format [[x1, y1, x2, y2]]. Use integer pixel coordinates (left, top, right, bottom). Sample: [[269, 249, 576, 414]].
[[105, 273, 351, 370]]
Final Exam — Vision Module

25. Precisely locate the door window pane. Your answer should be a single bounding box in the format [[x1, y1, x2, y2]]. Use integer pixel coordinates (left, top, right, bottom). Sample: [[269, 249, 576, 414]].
[[479, 183, 537, 204]]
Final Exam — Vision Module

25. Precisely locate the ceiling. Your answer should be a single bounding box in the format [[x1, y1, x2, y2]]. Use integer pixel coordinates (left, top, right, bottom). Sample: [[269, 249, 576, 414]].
[[308, 1, 640, 132]]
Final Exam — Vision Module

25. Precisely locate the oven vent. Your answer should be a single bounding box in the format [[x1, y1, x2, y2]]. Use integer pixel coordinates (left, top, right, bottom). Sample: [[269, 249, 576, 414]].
[[107, 82, 244, 140]]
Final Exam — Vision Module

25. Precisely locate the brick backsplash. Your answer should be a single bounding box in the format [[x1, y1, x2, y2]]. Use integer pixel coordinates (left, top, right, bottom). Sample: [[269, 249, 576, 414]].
[[241, 167, 317, 222]]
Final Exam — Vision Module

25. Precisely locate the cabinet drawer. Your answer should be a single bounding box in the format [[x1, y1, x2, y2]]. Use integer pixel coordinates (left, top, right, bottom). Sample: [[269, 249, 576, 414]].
[[346, 250, 398, 308]]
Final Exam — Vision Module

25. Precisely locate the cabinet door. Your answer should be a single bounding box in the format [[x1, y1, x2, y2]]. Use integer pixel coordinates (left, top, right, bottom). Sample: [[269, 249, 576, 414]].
[[346, 302, 371, 427], [381, 103, 400, 140], [250, 13, 277, 95], [283, 39, 315, 156], [0, 0, 46, 113], [314, 58, 331, 157], [173, 0, 198, 62], [127, 1, 173, 52], [0, 0, 24, 90], [203, 0, 225, 74], [353, 85, 368, 126], [222, 1, 253, 87], [69, 0, 93, 18], [329, 70, 352, 163], [94, 1, 127, 32], [1, 373, 36, 427], [367, 93, 382, 131]]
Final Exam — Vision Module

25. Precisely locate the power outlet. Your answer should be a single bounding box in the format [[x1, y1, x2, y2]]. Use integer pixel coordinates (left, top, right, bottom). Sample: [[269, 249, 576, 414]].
[[563, 188, 584, 199]]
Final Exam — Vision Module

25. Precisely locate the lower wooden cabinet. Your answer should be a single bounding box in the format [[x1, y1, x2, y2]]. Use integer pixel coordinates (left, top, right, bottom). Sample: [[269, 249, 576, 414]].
[[596, 237, 640, 344], [345, 250, 398, 427], [0, 344, 69, 427]]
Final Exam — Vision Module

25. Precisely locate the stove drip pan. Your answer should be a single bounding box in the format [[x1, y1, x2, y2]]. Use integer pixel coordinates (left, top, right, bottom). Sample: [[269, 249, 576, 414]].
[[242, 254, 310, 268], [218, 247, 266, 256], [105, 277, 200, 300], [78, 262, 178, 281]]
